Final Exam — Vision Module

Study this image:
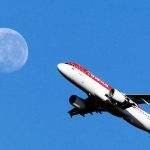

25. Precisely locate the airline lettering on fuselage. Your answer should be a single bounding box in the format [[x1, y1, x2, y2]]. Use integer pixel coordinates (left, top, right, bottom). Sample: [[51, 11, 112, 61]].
[[71, 62, 111, 90], [86, 71, 110, 89]]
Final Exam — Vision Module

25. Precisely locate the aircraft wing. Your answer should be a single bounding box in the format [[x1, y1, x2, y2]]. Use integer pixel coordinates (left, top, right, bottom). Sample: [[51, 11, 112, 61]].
[[127, 94, 150, 105], [68, 96, 106, 117], [68, 107, 104, 117]]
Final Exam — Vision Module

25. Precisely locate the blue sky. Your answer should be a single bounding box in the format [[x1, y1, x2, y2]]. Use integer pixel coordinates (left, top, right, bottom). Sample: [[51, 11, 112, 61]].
[[0, 0, 150, 149]]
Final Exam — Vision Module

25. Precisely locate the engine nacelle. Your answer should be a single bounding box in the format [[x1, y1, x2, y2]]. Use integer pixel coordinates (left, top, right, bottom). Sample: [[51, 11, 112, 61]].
[[108, 89, 126, 103], [69, 95, 86, 109]]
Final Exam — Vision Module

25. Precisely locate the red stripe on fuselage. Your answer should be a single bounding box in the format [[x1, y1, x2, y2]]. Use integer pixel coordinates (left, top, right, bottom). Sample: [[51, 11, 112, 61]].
[[66, 62, 112, 90]]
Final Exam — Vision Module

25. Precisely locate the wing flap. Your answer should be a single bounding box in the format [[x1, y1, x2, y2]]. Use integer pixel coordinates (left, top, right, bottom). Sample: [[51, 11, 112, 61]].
[[68, 107, 103, 117]]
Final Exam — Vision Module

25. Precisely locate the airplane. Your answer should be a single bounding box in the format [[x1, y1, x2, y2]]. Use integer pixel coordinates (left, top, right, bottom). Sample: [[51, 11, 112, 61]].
[[57, 62, 150, 133]]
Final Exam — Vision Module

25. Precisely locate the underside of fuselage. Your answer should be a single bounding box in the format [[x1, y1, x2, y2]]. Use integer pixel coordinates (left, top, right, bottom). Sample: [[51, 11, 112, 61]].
[[123, 113, 150, 133]]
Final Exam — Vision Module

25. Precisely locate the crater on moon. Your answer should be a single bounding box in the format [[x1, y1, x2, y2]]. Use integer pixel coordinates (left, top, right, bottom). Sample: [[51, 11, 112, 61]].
[[0, 28, 28, 73]]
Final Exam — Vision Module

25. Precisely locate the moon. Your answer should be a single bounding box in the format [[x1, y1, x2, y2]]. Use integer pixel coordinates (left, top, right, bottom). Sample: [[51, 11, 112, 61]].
[[0, 28, 28, 73]]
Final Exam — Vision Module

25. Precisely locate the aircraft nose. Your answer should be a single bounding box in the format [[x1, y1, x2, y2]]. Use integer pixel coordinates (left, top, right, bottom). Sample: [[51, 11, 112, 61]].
[[57, 63, 64, 72]]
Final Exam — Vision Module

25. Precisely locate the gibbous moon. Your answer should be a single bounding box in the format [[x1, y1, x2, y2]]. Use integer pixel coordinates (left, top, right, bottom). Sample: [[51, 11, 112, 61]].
[[0, 28, 28, 73]]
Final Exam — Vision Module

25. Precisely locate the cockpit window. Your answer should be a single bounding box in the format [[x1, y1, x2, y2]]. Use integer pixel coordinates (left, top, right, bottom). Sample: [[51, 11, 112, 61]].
[[65, 62, 69, 64], [65, 62, 74, 67]]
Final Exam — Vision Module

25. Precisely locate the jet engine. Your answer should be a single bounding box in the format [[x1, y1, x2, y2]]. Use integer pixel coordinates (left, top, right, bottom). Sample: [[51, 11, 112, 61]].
[[69, 95, 86, 109], [108, 89, 127, 103]]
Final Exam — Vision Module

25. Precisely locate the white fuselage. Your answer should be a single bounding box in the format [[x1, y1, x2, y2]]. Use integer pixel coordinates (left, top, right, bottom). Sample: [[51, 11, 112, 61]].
[[58, 63, 150, 133]]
